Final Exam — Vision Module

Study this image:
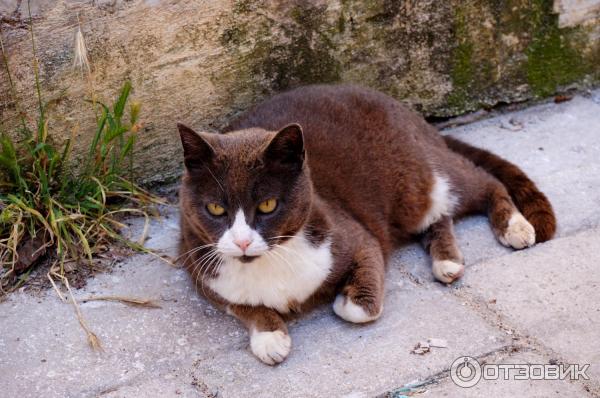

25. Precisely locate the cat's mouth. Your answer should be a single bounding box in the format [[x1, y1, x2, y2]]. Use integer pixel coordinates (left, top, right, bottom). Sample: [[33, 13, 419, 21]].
[[238, 254, 261, 263]]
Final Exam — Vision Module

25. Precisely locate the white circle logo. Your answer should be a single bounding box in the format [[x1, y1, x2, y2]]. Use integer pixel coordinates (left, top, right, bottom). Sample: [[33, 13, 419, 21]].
[[450, 356, 482, 388]]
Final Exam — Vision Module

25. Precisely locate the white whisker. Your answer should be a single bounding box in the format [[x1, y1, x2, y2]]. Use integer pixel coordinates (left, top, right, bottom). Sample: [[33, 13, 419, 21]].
[[267, 235, 297, 241], [197, 250, 222, 296], [190, 249, 220, 293], [177, 243, 217, 263]]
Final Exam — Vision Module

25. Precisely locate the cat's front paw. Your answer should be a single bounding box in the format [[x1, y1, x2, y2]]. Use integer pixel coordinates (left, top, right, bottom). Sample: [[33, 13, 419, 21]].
[[499, 212, 535, 249], [432, 259, 465, 284], [250, 329, 291, 365], [333, 294, 383, 323]]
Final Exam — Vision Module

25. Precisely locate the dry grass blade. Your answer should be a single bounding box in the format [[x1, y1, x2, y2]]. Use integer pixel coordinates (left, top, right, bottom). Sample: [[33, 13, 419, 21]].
[[137, 213, 150, 246], [47, 271, 67, 303], [48, 269, 103, 351], [81, 295, 161, 308]]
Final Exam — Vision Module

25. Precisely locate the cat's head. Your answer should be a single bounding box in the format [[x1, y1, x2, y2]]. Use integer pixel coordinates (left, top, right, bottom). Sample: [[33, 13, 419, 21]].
[[178, 123, 312, 262]]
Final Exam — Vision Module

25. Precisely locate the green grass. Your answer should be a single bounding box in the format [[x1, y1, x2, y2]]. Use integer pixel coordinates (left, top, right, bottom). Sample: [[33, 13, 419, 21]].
[[0, 12, 163, 295]]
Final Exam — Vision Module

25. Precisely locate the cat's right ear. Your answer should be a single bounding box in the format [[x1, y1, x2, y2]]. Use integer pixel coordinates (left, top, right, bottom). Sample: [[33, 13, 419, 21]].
[[178, 123, 215, 171]]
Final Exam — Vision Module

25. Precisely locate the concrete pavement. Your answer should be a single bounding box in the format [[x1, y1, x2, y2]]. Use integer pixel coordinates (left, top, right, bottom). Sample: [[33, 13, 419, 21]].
[[1, 90, 599, 397]]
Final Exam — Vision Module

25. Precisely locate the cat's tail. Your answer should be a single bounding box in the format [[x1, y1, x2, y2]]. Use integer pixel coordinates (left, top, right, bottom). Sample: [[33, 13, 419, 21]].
[[443, 135, 556, 242]]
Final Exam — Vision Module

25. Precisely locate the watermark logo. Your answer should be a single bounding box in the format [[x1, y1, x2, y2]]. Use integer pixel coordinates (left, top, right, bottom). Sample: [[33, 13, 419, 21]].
[[450, 356, 482, 388], [450, 356, 590, 388]]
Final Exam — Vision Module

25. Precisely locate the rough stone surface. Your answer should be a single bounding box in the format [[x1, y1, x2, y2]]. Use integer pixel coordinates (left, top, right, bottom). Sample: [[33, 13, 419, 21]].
[[0, 92, 599, 397], [462, 228, 600, 384], [1, 0, 600, 183], [555, 0, 600, 27], [418, 352, 592, 397]]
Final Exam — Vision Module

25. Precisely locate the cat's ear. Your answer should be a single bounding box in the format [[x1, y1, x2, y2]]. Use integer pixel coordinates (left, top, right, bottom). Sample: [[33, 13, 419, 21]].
[[178, 123, 215, 171], [264, 124, 305, 170]]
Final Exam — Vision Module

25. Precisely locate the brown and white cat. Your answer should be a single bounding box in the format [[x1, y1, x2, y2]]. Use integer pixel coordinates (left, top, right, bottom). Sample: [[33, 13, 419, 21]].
[[177, 85, 555, 365]]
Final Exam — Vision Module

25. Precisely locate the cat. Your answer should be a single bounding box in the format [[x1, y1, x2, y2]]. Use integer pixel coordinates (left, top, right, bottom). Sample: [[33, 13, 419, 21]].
[[177, 85, 555, 365]]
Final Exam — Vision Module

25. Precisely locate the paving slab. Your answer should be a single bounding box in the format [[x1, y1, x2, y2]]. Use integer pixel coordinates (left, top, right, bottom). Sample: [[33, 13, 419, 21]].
[[459, 227, 600, 387], [405, 351, 593, 398]]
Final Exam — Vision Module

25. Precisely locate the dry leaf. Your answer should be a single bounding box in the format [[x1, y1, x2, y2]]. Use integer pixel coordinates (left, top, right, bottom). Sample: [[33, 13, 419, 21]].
[[554, 94, 573, 103], [15, 236, 47, 271]]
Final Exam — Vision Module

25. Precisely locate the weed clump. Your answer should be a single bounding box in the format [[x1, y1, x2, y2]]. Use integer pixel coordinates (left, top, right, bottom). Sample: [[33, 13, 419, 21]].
[[0, 11, 162, 295]]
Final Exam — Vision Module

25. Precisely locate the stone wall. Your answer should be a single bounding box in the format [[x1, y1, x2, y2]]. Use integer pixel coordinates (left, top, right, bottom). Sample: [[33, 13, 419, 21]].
[[1, 0, 599, 184]]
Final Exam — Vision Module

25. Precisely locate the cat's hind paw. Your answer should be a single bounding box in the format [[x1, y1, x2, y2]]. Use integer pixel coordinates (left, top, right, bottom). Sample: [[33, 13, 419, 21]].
[[499, 212, 536, 249], [250, 329, 291, 365], [432, 260, 464, 284]]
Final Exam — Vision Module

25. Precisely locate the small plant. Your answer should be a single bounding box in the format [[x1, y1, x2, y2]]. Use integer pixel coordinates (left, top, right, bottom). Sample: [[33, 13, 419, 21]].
[[0, 81, 162, 292], [0, 11, 163, 295]]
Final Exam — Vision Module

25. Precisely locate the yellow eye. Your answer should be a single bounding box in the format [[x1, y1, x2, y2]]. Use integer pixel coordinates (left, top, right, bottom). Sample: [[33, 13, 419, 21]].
[[207, 203, 225, 216], [258, 198, 277, 214]]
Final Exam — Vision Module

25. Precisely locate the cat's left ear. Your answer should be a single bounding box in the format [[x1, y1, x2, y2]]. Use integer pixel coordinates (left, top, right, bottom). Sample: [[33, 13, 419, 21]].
[[264, 124, 305, 170]]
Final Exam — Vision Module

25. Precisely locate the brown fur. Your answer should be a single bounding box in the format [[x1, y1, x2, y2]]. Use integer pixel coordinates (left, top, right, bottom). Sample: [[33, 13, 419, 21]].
[[178, 85, 556, 364], [422, 216, 464, 264], [228, 304, 288, 334]]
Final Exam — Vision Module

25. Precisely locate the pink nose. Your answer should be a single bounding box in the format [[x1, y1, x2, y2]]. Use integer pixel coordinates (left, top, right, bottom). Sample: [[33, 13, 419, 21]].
[[234, 239, 252, 252]]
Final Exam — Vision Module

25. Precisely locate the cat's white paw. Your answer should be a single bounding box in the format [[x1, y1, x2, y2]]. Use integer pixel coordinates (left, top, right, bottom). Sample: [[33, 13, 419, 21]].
[[432, 260, 464, 284], [499, 212, 535, 249], [333, 294, 382, 323], [250, 329, 291, 365]]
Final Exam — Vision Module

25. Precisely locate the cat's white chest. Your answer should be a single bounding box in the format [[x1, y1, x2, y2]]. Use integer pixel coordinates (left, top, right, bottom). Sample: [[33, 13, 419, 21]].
[[208, 232, 333, 313]]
